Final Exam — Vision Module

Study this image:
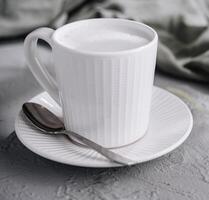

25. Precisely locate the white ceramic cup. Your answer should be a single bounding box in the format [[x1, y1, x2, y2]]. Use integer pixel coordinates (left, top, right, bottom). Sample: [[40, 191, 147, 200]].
[[24, 18, 158, 148]]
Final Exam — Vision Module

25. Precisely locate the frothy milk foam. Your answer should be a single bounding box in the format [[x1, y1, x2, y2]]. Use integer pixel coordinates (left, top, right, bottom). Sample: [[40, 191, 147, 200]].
[[59, 28, 149, 52]]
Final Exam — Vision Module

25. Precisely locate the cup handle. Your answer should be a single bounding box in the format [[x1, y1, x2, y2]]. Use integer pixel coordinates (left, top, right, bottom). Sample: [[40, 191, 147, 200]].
[[24, 27, 60, 104]]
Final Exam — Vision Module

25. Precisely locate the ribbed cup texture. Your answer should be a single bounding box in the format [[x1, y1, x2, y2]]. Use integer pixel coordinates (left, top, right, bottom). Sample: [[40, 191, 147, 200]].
[[55, 44, 157, 148]]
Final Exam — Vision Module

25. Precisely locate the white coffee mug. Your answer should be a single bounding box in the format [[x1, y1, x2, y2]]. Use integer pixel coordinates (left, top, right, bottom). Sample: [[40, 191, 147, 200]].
[[24, 18, 158, 148]]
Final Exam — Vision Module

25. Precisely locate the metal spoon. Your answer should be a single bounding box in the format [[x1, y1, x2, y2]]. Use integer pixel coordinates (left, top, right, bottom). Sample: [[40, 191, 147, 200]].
[[22, 102, 136, 165]]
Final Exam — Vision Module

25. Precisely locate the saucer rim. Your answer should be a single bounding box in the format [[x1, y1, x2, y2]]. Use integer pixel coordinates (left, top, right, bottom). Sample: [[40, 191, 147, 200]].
[[15, 86, 193, 168]]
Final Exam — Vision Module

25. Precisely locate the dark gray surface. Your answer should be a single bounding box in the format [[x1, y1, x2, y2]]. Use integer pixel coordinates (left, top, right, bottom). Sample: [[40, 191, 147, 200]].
[[1, 41, 209, 200]]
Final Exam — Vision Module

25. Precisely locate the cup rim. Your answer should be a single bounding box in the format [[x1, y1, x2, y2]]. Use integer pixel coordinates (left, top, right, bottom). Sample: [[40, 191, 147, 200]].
[[52, 18, 158, 56]]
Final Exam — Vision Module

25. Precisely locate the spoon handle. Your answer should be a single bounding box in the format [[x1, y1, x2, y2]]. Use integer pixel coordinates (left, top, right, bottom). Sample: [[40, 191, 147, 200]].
[[64, 130, 135, 166]]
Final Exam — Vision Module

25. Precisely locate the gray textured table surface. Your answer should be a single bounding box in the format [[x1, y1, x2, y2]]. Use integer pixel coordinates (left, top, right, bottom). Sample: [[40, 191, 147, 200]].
[[0, 41, 209, 200]]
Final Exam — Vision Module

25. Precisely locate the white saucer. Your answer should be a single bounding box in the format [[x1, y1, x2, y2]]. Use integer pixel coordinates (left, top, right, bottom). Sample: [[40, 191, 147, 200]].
[[15, 87, 193, 168]]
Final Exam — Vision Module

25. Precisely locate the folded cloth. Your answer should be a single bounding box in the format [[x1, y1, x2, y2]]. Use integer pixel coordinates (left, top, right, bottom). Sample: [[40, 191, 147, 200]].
[[1, 0, 209, 81], [0, 0, 86, 36]]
